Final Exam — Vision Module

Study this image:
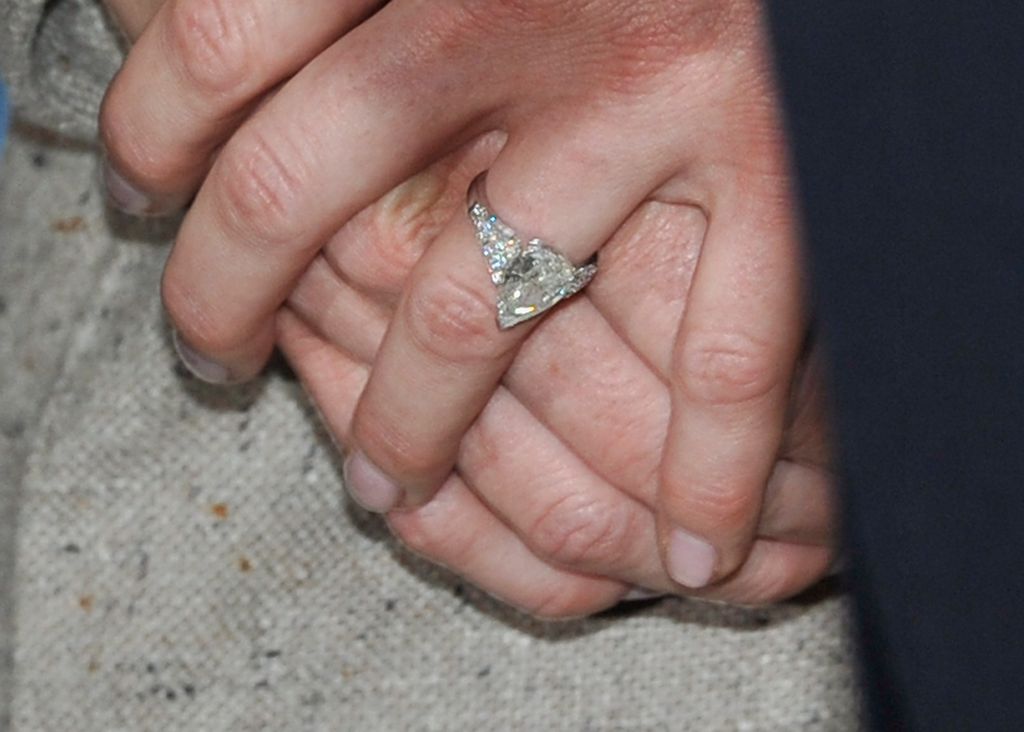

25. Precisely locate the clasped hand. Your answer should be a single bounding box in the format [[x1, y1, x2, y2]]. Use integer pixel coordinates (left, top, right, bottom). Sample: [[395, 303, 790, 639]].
[[101, 0, 836, 615]]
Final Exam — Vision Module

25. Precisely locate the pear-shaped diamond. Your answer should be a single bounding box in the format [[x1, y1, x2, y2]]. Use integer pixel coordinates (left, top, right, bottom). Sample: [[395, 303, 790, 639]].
[[470, 201, 597, 329]]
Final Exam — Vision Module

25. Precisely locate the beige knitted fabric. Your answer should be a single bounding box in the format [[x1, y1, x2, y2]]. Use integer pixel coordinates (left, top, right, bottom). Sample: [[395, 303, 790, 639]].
[[1, 0, 122, 140], [1, 2, 862, 729]]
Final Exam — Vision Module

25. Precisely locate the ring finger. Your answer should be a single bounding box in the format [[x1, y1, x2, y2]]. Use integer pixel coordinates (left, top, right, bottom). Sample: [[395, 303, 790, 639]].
[[345, 116, 659, 509]]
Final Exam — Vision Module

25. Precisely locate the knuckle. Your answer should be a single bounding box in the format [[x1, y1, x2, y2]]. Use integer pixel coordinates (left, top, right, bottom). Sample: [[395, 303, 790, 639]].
[[350, 229, 424, 294], [678, 329, 780, 407], [161, 272, 236, 355], [388, 505, 468, 563], [529, 492, 638, 570], [353, 412, 441, 484], [725, 560, 803, 607], [744, 579, 797, 605], [100, 94, 181, 190], [403, 270, 503, 365], [388, 517, 432, 558], [339, 177, 445, 293], [371, 169, 453, 259], [524, 584, 608, 621], [673, 476, 757, 538], [389, 497, 615, 621], [215, 129, 309, 246], [412, 2, 480, 52], [166, 0, 256, 96]]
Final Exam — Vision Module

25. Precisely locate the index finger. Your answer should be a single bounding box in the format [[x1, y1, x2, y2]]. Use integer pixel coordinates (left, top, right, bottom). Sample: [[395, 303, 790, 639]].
[[160, 3, 496, 382], [101, 0, 381, 214]]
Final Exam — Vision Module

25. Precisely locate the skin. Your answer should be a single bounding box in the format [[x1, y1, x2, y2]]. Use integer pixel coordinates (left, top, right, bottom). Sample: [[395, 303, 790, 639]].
[[99, 0, 836, 609], [279, 136, 836, 614]]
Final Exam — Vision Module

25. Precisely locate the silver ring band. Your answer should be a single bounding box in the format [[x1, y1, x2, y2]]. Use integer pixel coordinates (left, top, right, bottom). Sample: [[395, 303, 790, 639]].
[[468, 178, 597, 330]]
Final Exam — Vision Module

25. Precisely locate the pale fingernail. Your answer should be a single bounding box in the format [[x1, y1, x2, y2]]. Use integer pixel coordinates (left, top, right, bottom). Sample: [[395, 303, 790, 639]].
[[667, 528, 717, 589], [102, 160, 154, 216], [343, 452, 401, 514], [172, 330, 232, 384], [622, 587, 664, 602]]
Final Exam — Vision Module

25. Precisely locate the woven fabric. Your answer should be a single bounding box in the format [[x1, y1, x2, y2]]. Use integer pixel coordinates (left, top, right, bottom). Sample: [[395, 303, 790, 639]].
[[0, 2, 862, 729], [0, 0, 122, 140], [0, 126, 144, 728]]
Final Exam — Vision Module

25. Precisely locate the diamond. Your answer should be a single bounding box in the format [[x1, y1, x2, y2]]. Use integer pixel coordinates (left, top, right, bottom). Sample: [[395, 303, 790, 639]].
[[470, 203, 522, 285], [495, 241, 597, 329], [470, 200, 597, 329]]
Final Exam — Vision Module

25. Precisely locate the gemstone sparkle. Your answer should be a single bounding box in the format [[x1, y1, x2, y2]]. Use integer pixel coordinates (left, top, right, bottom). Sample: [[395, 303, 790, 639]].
[[469, 201, 597, 329]]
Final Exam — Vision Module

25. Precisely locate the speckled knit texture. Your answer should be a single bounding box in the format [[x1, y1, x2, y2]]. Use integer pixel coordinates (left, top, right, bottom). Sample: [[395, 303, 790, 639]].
[[1, 0, 123, 140], [0, 2, 863, 729]]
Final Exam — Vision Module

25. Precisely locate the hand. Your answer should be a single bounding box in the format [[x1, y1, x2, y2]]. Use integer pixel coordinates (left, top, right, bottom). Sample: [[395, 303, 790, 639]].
[[277, 135, 835, 615], [102, 0, 811, 590]]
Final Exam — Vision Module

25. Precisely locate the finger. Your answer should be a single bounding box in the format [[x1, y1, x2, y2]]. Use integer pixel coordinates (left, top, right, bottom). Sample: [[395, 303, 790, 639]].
[[277, 309, 626, 619], [324, 134, 503, 303], [586, 199, 705, 373], [505, 298, 668, 502], [291, 250, 834, 549], [288, 256, 389, 365], [460, 386, 671, 591], [289, 136, 501, 361], [761, 460, 835, 547], [659, 180, 806, 589], [389, 477, 628, 620], [696, 539, 833, 606], [347, 121, 655, 510], [505, 297, 834, 551], [283, 299, 833, 606], [161, 4, 500, 383], [276, 308, 369, 442], [626, 533, 834, 608], [578, 199, 836, 550], [287, 272, 669, 589], [101, 0, 381, 214]]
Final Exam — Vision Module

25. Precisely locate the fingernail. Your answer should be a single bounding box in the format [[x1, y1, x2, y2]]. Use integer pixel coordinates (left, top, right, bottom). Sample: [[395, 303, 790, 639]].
[[667, 528, 717, 589], [172, 330, 232, 384], [102, 159, 154, 216], [622, 587, 664, 602], [343, 452, 401, 513]]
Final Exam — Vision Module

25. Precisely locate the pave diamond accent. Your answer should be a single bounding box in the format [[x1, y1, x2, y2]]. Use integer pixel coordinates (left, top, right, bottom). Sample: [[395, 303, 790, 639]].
[[469, 202, 522, 285], [469, 201, 597, 330]]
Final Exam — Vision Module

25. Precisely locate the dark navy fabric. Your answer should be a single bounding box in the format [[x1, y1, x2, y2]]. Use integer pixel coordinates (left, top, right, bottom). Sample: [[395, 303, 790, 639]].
[[766, 3, 1024, 729]]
